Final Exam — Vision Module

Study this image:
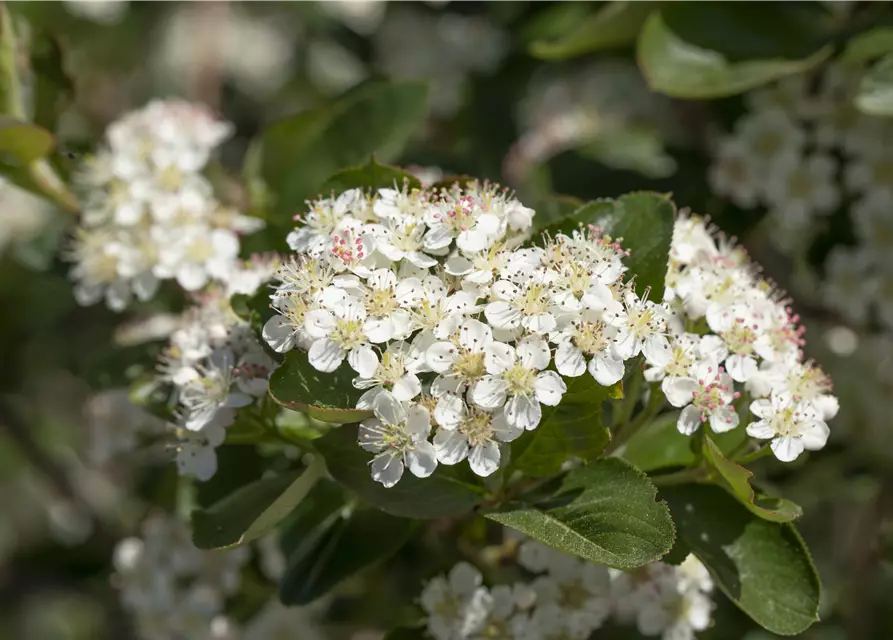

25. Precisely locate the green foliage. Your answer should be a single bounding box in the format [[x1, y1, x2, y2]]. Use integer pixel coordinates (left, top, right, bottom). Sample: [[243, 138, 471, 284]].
[[637, 12, 831, 99], [485, 458, 675, 570], [256, 81, 429, 220], [659, 2, 832, 62], [702, 435, 803, 523], [0, 117, 54, 165], [192, 460, 323, 549], [511, 378, 616, 478], [319, 157, 422, 194], [663, 484, 821, 635], [313, 425, 485, 519], [856, 53, 893, 117], [268, 350, 373, 424], [842, 27, 893, 63], [528, 1, 654, 60], [280, 501, 417, 606]]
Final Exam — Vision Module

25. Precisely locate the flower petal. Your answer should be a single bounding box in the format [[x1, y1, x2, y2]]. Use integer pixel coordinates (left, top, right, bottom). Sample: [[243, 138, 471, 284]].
[[468, 442, 501, 477], [471, 376, 508, 409], [371, 451, 404, 487], [433, 429, 468, 464], [555, 342, 586, 377], [517, 336, 550, 370], [506, 394, 542, 431], [308, 338, 345, 373], [348, 345, 379, 379], [406, 441, 438, 478], [677, 404, 702, 435], [588, 354, 624, 387], [534, 371, 566, 407], [262, 315, 296, 353]]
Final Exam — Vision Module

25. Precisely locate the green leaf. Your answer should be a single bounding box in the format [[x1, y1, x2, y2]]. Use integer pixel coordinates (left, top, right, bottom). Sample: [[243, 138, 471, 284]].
[[259, 81, 429, 219], [842, 27, 893, 63], [0, 116, 54, 164], [511, 377, 615, 478], [0, 4, 24, 119], [529, 193, 585, 236], [192, 460, 324, 549], [529, 1, 655, 60], [637, 13, 831, 99], [314, 424, 484, 519], [702, 435, 803, 523], [856, 52, 893, 117], [660, 2, 832, 62], [579, 127, 676, 179], [485, 458, 675, 569], [280, 506, 417, 605], [278, 479, 347, 561], [319, 157, 421, 194], [623, 411, 747, 472], [268, 349, 372, 424], [662, 484, 820, 635]]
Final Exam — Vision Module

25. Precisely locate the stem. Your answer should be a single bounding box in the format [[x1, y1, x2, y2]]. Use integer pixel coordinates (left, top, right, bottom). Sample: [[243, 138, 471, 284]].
[[735, 444, 772, 465], [614, 364, 642, 427], [606, 383, 664, 455], [28, 158, 79, 213], [650, 467, 709, 488]]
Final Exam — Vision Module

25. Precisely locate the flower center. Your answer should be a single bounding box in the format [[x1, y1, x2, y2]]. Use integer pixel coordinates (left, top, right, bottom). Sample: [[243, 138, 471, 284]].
[[627, 304, 659, 338], [360, 420, 412, 451], [453, 350, 486, 382], [504, 363, 536, 395], [573, 320, 608, 355], [664, 345, 695, 377], [723, 321, 757, 355], [517, 283, 549, 315], [330, 318, 365, 349], [460, 409, 494, 447], [365, 287, 398, 317]]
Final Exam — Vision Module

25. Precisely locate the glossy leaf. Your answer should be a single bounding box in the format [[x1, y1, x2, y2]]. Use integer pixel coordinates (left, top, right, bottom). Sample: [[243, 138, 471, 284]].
[[280, 506, 417, 605], [511, 377, 615, 478], [661, 2, 831, 62], [193, 464, 324, 549], [662, 484, 820, 635], [623, 411, 747, 471], [320, 157, 421, 194], [638, 13, 831, 99], [0, 117, 54, 164], [529, 1, 655, 60], [268, 350, 372, 424], [702, 435, 803, 523], [259, 81, 429, 219], [485, 458, 675, 569], [314, 424, 485, 519], [856, 53, 893, 117]]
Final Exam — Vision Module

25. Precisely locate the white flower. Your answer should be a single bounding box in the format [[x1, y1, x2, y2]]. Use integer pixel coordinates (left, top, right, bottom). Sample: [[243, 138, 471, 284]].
[[304, 294, 378, 377], [287, 188, 364, 254], [852, 191, 893, 261], [746, 393, 830, 462], [262, 292, 318, 353], [370, 214, 438, 268], [426, 319, 495, 397], [765, 153, 839, 225], [708, 137, 764, 209], [179, 350, 253, 432], [359, 268, 413, 342], [472, 336, 566, 430], [613, 294, 672, 367], [485, 276, 560, 334], [421, 562, 494, 640], [552, 312, 625, 386], [176, 424, 226, 481], [424, 195, 504, 253], [153, 226, 240, 291], [358, 392, 437, 487], [397, 274, 477, 339], [663, 360, 740, 435], [707, 304, 763, 382], [433, 395, 521, 476], [353, 338, 427, 409], [735, 108, 805, 171]]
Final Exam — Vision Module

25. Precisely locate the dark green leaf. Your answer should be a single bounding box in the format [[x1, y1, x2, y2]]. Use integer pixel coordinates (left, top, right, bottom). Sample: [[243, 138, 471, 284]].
[[268, 349, 372, 424], [702, 435, 803, 523], [319, 157, 421, 194], [314, 424, 484, 519], [579, 128, 676, 179], [511, 377, 615, 478], [856, 52, 893, 117], [192, 460, 324, 549], [0, 116, 54, 164], [662, 484, 820, 635], [279, 479, 347, 561], [637, 13, 831, 99], [195, 445, 266, 508], [485, 458, 675, 569], [260, 81, 429, 219], [623, 411, 746, 472], [280, 507, 417, 605], [661, 2, 832, 62], [529, 193, 585, 236], [529, 1, 655, 60]]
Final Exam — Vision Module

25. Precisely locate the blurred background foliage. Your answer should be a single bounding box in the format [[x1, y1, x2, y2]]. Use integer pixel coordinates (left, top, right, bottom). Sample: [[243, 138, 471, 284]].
[[2, 1, 893, 639]]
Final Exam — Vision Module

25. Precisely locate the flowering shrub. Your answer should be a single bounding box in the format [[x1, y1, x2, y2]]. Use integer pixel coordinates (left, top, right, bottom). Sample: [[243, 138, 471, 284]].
[[11, 2, 893, 640]]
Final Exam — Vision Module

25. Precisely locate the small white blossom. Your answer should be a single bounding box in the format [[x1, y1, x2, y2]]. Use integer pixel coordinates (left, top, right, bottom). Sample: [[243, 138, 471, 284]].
[[747, 393, 830, 461]]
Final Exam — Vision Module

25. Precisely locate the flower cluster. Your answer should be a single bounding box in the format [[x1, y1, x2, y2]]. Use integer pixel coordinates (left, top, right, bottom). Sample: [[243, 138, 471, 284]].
[[707, 63, 893, 330], [420, 539, 714, 640], [68, 99, 263, 310], [161, 256, 279, 480], [113, 513, 326, 640], [664, 215, 836, 461], [263, 182, 675, 485]]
